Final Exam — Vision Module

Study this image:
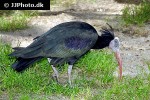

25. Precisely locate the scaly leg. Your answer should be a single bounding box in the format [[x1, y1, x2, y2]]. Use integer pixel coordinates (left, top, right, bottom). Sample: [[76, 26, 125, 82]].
[[68, 65, 73, 85], [47, 58, 59, 82], [51, 65, 59, 82]]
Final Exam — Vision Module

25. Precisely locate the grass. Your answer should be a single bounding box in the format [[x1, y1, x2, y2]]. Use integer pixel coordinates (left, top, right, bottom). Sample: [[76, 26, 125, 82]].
[[0, 42, 150, 100], [122, 1, 150, 25], [0, 10, 38, 31]]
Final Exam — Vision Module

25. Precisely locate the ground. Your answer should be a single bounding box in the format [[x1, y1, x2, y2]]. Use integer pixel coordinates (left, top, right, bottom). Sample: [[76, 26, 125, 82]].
[[1, 0, 149, 78]]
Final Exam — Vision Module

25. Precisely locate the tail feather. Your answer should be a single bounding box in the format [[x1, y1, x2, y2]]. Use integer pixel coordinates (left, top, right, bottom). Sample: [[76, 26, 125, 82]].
[[12, 57, 42, 72], [12, 47, 25, 51], [10, 46, 43, 72]]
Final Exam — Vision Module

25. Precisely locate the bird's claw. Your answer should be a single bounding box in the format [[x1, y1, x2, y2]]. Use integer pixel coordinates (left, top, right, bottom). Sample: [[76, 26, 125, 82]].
[[67, 81, 74, 88], [52, 74, 59, 83], [68, 80, 72, 86]]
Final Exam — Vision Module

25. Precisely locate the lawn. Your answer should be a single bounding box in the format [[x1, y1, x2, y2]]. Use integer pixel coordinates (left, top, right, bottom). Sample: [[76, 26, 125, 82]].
[[0, 1, 150, 99], [0, 42, 149, 100], [122, 1, 150, 25], [0, 10, 37, 31]]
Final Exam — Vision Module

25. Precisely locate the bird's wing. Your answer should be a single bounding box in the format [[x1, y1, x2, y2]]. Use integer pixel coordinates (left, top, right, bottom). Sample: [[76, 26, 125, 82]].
[[10, 22, 98, 58], [43, 34, 96, 58]]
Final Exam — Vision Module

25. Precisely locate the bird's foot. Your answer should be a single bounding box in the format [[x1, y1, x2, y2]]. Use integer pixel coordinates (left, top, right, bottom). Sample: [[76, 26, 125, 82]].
[[66, 81, 72, 88], [52, 74, 59, 83], [68, 80, 72, 86]]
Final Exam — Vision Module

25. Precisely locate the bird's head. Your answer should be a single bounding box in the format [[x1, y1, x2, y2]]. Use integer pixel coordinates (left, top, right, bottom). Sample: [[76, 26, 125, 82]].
[[101, 24, 122, 80], [109, 37, 122, 80]]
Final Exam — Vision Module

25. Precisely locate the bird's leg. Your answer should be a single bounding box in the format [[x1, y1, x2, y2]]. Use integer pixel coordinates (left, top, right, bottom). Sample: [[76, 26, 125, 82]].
[[68, 65, 73, 85], [47, 58, 59, 82], [51, 65, 59, 82]]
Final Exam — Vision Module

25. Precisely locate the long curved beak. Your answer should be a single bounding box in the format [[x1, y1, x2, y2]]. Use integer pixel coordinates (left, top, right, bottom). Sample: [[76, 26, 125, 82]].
[[115, 51, 122, 80]]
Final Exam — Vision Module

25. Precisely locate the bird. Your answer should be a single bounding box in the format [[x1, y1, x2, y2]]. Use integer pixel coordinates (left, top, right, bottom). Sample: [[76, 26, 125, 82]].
[[9, 21, 122, 85]]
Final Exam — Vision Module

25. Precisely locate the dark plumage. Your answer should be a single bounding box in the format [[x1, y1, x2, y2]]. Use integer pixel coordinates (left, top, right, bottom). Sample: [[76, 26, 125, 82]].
[[10, 21, 114, 71], [9, 21, 119, 84]]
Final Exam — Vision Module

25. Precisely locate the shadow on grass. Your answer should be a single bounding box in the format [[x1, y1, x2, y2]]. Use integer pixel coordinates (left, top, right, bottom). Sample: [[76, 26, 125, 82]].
[[0, 10, 121, 45], [114, 0, 143, 5], [38, 9, 121, 18]]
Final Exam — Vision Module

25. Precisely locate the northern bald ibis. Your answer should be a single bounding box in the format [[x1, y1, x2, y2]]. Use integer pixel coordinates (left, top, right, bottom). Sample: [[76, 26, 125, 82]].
[[9, 21, 122, 85]]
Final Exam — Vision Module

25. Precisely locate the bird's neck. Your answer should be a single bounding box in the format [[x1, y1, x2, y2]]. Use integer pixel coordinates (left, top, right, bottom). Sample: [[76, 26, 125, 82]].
[[92, 36, 108, 49]]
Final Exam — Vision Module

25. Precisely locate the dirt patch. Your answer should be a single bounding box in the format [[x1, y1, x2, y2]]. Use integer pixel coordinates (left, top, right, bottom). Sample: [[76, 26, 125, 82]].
[[0, 0, 150, 78]]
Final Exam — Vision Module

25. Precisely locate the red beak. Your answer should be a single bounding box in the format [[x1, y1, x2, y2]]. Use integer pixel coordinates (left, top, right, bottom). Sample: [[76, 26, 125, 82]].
[[115, 51, 122, 80]]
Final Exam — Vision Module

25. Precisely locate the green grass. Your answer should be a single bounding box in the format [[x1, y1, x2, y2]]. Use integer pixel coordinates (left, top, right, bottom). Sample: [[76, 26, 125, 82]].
[[122, 1, 150, 25], [0, 42, 150, 100], [0, 10, 38, 31]]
